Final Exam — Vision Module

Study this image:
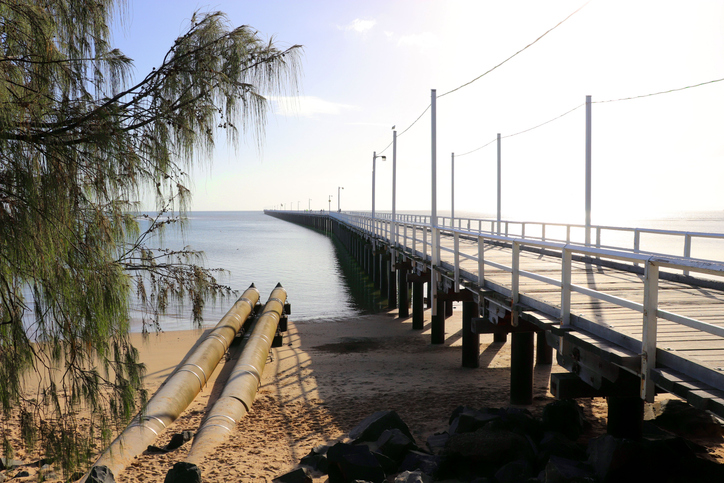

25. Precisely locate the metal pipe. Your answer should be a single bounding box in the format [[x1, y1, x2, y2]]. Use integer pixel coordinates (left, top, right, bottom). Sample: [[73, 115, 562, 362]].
[[183, 284, 288, 466], [84, 284, 261, 480]]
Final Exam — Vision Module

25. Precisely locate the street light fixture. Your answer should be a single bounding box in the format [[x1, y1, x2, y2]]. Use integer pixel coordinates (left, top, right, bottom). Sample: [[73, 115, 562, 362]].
[[328, 195, 333, 212], [372, 152, 386, 220], [338, 186, 344, 212]]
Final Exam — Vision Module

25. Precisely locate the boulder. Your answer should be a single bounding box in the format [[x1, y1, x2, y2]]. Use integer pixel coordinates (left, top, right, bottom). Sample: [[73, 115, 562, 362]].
[[164, 462, 201, 483], [444, 428, 533, 467], [538, 431, 587, 462], [653, 399, 723, 440], [448, 407, 500, 435], [542, 400, 590, 441], [425, 432, 449, 455], [375, 428, 415, 462], [272, 467, 313, 483], [398, 451, 444, 478], [327, 442, 386, 483], [493, 458, 533, 483], [394, 469, 432, 483], [544, 455, 595, 483], [349, 411, 414, 444], [487, 407, 542, 441], [166, 431, 194, 450], [87, 465, 116, 483]]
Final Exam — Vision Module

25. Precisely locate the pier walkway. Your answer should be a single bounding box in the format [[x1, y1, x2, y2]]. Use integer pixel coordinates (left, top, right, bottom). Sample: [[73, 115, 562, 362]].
[[265, 209, 724, 434]]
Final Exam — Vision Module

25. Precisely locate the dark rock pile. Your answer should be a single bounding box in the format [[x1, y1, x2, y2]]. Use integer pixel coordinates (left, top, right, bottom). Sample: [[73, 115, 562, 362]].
[[274, 402, 724, 483]]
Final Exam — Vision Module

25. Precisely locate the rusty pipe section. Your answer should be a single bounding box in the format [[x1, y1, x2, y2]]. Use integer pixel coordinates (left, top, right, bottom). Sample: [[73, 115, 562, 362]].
[[85, 284, 261, 480], [183, 283, 287, 466]]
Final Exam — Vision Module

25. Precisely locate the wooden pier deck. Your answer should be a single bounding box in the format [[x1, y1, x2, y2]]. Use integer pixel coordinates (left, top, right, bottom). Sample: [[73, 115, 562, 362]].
[[266, 210, 724, 427]]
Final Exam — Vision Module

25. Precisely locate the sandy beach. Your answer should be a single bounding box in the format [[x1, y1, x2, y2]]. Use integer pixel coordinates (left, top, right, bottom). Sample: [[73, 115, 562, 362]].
[[4, 305, 724, 482]]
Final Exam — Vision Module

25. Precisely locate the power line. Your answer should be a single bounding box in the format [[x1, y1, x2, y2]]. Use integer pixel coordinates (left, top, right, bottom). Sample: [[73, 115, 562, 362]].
[[456, 103, 584, 158], [377, 1, 590, 154], [438, 1, 590, 99], [595, 77, 724, 104]]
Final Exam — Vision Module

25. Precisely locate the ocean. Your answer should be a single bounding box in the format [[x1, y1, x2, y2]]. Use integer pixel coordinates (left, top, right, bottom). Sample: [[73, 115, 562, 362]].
[[135, 210, 724, 332], [131, 211, 385, 332]]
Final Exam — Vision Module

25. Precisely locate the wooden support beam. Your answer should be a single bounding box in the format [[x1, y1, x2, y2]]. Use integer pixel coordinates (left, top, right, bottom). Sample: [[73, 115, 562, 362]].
[[412, 281, 424, 330], [398, 266, 409, 318], [462, 301, 480, 368], [510, 331, 534, 405], [431, 298, 445, 344]]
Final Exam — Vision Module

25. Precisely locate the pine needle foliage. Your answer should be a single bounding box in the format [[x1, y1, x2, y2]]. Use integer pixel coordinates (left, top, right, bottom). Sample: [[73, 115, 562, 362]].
[[0, 0, 301, 475]]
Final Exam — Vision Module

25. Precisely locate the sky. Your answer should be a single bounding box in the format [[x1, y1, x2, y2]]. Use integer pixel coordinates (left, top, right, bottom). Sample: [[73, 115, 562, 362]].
[[113, 0, 724, 224]]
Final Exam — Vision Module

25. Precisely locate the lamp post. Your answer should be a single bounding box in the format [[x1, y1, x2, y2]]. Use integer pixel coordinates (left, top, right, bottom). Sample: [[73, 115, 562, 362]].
[[308, 198, 312, 211], [328, 195, 332, 212], [338, 186, 344, 212], [392, 129, 397, 248], [372, 152, 386, 221]]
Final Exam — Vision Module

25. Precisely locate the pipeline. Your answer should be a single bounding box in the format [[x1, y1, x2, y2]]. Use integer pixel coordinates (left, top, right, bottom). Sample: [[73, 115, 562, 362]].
[[181, 283, 288, 467], [83, 284, 261, 481]]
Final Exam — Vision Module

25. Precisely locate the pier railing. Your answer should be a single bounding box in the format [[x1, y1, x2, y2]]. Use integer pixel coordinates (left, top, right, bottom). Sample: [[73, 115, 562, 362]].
[[329, 211, 724, 400]]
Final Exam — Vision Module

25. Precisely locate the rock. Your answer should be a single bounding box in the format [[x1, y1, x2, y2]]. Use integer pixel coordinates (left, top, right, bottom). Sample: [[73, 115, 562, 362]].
[[300, 454, 329, 474], [544, 455, 595, 483], [87, 465, 116, 483], [586, 435, 644, 482], [375, 428, 415, 462], [0, 458, 24, 470], [349, 411, 414, 444], [487, 407, 542, 441], [166, 431, 194, 450], [445, 428, 533, 466], [653, 399, 723, 440], [300, 444, 331, 474], [538, 431, 586, 462], [448, 407, 500, 435], [398, 451, 444, 478], [394, 469, 432, 483], [372, 451, 398, 476], [0, 472, 5, 483], [273, 467, 313, 483], [327, 442, 386, 483], [164, 462, 201, 483], [493, 458, 533, 483], [542, 400, 590, 441], [425, 432, 449, 455]]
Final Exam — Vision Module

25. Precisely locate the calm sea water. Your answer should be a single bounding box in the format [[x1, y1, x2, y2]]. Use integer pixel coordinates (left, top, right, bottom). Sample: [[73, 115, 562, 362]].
[[132, 211, 385, 332], [136, 210, 724, 332]]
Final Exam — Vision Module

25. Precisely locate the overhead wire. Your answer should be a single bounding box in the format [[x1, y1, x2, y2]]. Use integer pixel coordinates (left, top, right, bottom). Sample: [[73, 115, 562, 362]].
[[455, 74, 724, 158], [376, 0, 591, 154]]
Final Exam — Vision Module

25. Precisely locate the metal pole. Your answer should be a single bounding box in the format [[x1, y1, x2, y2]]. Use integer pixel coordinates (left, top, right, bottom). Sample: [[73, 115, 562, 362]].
[[392, 130, 397, 248], [372, 152, 376, 221], [308, 198, 311, 211], [431, 89, 439, 319], [451, 152, 455, 221], [328, 195, 332, 213], [585, 95, 592, 246], [497, 133, 501, 235], [338, 186, 343, 211]]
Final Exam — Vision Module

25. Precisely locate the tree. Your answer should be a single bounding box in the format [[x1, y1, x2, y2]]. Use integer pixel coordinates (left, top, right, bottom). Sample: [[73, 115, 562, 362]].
[[0, 0, 301, 475]]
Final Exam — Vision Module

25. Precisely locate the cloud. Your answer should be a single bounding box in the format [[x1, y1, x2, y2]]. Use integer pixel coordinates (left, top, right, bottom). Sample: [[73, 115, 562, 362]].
[[339, 18, 376, 33], [271, 96, 358, 118]]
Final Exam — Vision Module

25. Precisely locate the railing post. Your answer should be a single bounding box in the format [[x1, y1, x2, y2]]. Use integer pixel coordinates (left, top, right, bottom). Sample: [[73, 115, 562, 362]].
[[521, 223, 526, 239], [684, 234, 692, 276], [478, 236, 485, 288], [542, 224, 546, 242], [634, 229, 641, 267], [561, 247, 572, 327], [454, 231, 460, 293], [641, 260, 659, 402], [566, 225, 571, 243], [512, 241, 520, 327], [412, 225, 417, 256]]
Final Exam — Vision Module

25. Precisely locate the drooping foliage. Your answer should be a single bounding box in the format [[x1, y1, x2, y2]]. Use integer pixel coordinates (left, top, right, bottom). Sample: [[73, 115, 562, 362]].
[[0, 0, 301, 474]]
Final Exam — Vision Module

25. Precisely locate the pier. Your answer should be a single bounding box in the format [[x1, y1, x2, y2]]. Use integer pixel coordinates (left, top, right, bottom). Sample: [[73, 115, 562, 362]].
[[266, 209, 724, 438]]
